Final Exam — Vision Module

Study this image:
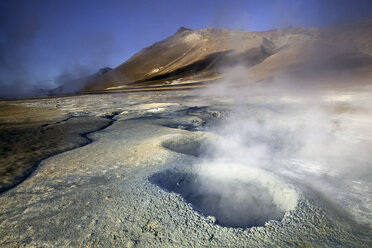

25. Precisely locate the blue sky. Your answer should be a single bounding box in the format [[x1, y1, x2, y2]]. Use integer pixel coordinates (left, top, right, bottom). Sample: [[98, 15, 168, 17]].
[[1, 0, 372, 91]]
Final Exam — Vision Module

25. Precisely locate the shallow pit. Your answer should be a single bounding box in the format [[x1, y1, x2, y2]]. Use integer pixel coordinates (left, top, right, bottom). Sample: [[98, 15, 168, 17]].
[[150, 164, 298, 228], [161, 135, 208, 157]]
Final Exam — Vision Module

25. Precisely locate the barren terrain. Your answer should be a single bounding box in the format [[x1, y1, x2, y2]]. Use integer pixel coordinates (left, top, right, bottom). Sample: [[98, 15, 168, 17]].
[[1, 21, 372, 247], [0, 88, 371, 247]]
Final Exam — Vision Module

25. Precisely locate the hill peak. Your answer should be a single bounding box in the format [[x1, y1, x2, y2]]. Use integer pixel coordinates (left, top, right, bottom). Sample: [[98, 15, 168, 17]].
[[176, 26, 192, 34]]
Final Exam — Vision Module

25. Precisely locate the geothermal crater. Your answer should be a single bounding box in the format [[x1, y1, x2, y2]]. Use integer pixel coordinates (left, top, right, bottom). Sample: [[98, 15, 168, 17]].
[[150, 165, 299, 228]]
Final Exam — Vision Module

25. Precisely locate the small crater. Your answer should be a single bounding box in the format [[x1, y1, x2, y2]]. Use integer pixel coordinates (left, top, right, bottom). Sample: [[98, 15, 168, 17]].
[[161, 121, 205, 131], [161, 135, 208, 157], [149, 165, 298, 229]]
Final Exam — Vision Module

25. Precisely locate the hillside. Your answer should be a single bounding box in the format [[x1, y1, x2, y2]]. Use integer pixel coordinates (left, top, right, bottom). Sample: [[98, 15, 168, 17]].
[[79, 20, 372, 93]]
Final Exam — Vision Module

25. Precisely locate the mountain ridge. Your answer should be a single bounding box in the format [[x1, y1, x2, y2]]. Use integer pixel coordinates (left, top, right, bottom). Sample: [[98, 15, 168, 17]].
[[62, 20, 372, 93]]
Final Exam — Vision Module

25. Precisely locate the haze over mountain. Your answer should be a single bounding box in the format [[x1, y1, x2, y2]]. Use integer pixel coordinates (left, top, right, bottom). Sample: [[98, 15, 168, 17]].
[[74, 20, 372, 94], [2, 0, 372, 98]]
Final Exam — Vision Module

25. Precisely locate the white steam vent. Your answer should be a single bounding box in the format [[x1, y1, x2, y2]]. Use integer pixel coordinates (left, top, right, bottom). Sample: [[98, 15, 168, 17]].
[[150, 163, 298, 228]]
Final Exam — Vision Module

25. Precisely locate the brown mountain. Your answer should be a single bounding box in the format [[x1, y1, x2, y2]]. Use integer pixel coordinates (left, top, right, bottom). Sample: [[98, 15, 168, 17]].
[[81, 20, 372, 93]]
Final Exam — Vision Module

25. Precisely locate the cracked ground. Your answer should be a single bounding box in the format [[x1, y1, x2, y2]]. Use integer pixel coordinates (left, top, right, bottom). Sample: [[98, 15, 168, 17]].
[[0, 91, 371, 247]]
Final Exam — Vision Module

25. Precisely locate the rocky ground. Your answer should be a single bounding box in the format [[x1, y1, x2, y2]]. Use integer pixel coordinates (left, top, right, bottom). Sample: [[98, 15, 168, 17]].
[[0, 90, 371, 247]]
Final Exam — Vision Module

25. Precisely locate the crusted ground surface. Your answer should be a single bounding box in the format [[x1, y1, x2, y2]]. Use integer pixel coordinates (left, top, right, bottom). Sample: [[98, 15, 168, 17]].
[[0, 91, 371, 247]]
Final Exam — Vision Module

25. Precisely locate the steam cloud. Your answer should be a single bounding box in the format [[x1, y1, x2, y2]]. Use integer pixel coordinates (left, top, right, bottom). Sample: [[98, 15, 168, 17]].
[[0, 1, 121, 98], [193, 52, 372, 227], [0, 2, 41, 98]]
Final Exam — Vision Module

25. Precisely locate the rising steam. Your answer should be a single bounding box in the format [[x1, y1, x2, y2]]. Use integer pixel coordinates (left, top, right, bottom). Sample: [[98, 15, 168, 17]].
[[192, 51, 372, 226]]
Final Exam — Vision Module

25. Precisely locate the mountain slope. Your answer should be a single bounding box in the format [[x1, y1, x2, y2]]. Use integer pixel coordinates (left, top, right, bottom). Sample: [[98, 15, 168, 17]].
[[81, 21, 372, 93]]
